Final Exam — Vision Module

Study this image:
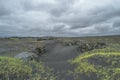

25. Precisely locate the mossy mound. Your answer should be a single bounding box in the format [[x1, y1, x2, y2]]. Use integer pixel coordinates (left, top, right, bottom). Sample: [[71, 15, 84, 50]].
[[71, 52, 120, 80], [0, 56, 56, 80], [60, 39, 106, 52]]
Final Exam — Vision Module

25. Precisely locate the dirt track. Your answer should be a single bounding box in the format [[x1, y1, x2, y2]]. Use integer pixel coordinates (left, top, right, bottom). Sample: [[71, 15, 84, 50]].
[[39, 40, 80, 80]]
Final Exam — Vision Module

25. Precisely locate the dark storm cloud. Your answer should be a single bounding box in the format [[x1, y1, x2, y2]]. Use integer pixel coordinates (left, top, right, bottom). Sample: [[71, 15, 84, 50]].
[[62, 5, 120, 29], [0, 0, 120, 37], [94, 24, 112, 33], [0, 0, 11, 16], [113, 20, 120, 27], [0, 6, 11, 16], [23, 0, 74, 16]]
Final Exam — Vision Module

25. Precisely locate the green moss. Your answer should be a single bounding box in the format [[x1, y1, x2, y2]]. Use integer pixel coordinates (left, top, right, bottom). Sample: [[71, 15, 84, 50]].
[[71, 52, 120, 80], [0, 57, 32, 80], [70, 37, 120, 80], [0, 57, 56, 80]]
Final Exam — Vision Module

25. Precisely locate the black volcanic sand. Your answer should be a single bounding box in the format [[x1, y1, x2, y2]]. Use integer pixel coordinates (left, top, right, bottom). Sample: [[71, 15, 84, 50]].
[[39, 40, 80, 80]]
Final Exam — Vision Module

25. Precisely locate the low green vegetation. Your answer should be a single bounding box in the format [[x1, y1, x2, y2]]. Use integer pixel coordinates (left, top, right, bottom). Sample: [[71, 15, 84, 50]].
[[0, 36, 120, 80], [71, 40, 120, 80], [72, 52, 120, 80], [0, 56, 56, 80]]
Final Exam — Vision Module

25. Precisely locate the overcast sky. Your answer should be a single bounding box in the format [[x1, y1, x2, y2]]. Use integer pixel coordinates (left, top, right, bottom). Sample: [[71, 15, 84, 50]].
[[0, 0, 120, 37]]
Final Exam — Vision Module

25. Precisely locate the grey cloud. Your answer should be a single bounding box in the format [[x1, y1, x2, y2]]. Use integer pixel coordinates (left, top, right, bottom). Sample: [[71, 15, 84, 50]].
[[52, 23, 68, 32], [94, 24, 112, 33], [23, 0, 74, 17], [49, 0, 74, 16], [0, 7, 11, 16], [113, 20, 120, 27], [63, 5, 120, 29], [0, 0, 120, 37], [0, 1, 11, 16]]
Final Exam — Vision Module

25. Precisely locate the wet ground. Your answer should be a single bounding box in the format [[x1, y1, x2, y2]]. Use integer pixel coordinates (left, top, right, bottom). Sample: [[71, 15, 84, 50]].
[[39, 40, 80, 80], [0, 39, 81, 80]]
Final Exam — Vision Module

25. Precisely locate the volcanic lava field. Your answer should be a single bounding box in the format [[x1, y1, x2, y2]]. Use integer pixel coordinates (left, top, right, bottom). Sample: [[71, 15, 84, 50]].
[[0, 35, 120, 80]]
